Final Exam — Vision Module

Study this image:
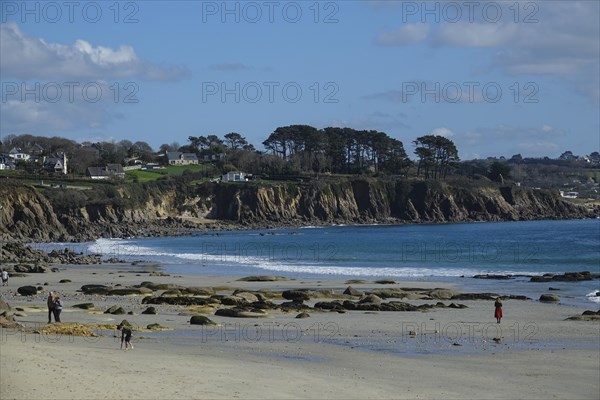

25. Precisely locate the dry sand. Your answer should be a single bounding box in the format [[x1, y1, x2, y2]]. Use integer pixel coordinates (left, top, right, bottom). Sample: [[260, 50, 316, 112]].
[[1, 264, 598, 400]]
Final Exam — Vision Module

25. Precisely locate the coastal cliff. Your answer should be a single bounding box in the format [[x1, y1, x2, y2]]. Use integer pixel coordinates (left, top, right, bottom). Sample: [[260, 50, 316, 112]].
[[1, 178, 596, 242], [206, 179, 594, 223]]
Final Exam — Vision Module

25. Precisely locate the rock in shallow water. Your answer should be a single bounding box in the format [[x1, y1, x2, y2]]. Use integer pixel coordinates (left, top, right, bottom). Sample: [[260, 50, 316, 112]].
[[190, 315, 217, 325], [539, 294, 560, 302]]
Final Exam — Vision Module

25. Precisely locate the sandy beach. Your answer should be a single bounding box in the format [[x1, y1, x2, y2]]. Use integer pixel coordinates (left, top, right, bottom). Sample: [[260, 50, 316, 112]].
[[1, 263, 599, 400]]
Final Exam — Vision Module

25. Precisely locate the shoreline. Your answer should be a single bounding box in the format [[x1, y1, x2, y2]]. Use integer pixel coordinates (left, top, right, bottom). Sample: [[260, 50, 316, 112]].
[[5, 215, 599, 245], [1, 264, 599, 399]]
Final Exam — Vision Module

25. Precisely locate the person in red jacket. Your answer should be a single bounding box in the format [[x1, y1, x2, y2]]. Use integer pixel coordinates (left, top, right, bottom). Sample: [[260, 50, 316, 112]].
[[494, 297, 503, 323]]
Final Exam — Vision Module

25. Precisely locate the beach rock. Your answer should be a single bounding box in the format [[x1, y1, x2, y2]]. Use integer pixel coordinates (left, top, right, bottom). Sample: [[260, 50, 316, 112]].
[[190, 315, 217, 325], [428, 289, 456, 300], [306, 289, 337, 298], [59, 279, 72, 283], [368, 288, 407, 299], [138, 282, 183, 291], [231, 291, 259, 303], [548, 287, 560, 291], [343, 286, 362, 296], [215, 308, 268, 318], [374, 280, 396, 284], [347, 300, 419, 312], [14, 264, 50, 273], [280, 301, 311, 311], [143, 296, 218, 306], [237, 276, 290, 282], [161, 289, 183, 297], [51, 268, 60, 272], [359, 294, 382, 305], [0, 298, 11, 313], [296, 312, 310, 319], [582, 310, 600, 316], [72, 303, 95, 310], [17, 285, 38, 296], [345, 280, 368, 284], [80, 284, 112, 295], [219, 295, 250, 306], [530, 271, 599, 282], [539, 294, 560, 302], [451, 293, 498, 301], [282, 290, 310, 303], [146, 323, 167, 330], [185, 287, 215, 296], [249, 300, 278, 310], [141, 307, 157, 315], [108, 287, 152, 296], [447, 303, 468, 309], [105, 306, 126, 315], [314, 301, 345, 311], [502, 295, 531, 300], [472, 274, 513, 280]]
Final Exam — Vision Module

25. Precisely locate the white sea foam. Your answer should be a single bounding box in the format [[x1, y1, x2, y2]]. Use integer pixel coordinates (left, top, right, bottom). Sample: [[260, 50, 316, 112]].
[[585, 291, 600, 304], [86, 238, 542, 278]]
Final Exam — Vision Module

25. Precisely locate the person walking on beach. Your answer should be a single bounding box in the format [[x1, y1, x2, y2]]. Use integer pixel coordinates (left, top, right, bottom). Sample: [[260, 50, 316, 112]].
[[53, 295, 63, 323], [117, 324, 134, 351], [494, 297, 503, 323], [47, 292, 56, 323], [1, 269, 8, 286]]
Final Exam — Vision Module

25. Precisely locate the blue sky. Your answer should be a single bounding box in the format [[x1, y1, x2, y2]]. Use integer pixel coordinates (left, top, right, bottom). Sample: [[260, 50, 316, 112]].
[[1, 0, 598, 159]]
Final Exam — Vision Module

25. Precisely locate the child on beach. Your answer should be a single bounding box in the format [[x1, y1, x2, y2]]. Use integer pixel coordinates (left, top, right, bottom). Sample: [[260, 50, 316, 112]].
[[117, 324, 134, 351], [1, 269, 8, 286], [494, 297, 503, 323], [53, 296, 63, 323]]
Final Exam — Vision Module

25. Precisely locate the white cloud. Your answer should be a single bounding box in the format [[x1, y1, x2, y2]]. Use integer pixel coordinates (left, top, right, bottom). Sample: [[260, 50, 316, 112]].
[[374, 23, 429, 46], [437, 23, 518, 47], [1, 99, 114, 133], [431, 127, 455, 138], [0, 23, 188, 81], [372, 1, 599, 102]]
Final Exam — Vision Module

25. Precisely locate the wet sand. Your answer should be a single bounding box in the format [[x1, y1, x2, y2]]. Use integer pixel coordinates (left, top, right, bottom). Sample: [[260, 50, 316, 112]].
[[1, 264, 598, 399]]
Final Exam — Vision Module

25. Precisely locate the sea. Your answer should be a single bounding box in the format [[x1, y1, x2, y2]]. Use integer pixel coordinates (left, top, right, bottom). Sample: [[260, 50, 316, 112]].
[[35, 219, 600, 309]]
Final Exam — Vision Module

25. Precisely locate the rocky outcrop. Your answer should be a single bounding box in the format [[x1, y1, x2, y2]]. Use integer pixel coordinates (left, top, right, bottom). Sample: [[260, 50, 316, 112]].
[[1, 178, 596, 243], [530, 271, 600, 282], [208, 180, 595, 224]]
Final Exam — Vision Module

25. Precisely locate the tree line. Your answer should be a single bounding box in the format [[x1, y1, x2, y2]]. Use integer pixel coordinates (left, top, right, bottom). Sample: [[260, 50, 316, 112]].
[[7, 126, 595, 184]]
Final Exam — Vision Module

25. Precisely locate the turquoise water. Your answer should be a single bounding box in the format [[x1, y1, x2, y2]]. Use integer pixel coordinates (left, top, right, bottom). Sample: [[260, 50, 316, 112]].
[[39, 219, 600, 307]]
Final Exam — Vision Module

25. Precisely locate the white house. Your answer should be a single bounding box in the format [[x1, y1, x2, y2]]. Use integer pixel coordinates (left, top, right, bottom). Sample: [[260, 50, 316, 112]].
[[222, 171, 247, 182], [165, 151, 198, 165], [8, 147, 30, 161]]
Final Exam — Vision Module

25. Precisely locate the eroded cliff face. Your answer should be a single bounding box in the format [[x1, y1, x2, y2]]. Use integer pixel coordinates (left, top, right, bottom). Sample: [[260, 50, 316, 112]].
[[0, 184, 70, 241], [0, 178, 596, 242], [207, 179, 595, 224]]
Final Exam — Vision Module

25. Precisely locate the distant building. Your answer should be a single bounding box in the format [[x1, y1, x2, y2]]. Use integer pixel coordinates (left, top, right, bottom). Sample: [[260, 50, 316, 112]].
[[43, 153, 68, 174], [222, 171, 247, 182], [0, 155, 15, 170], [560, 191, 579, 199], [86, 164, 125, 180], [165, 151, 199, 165], [30, 143, 45, 155], [8, 147, 30, 161]]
